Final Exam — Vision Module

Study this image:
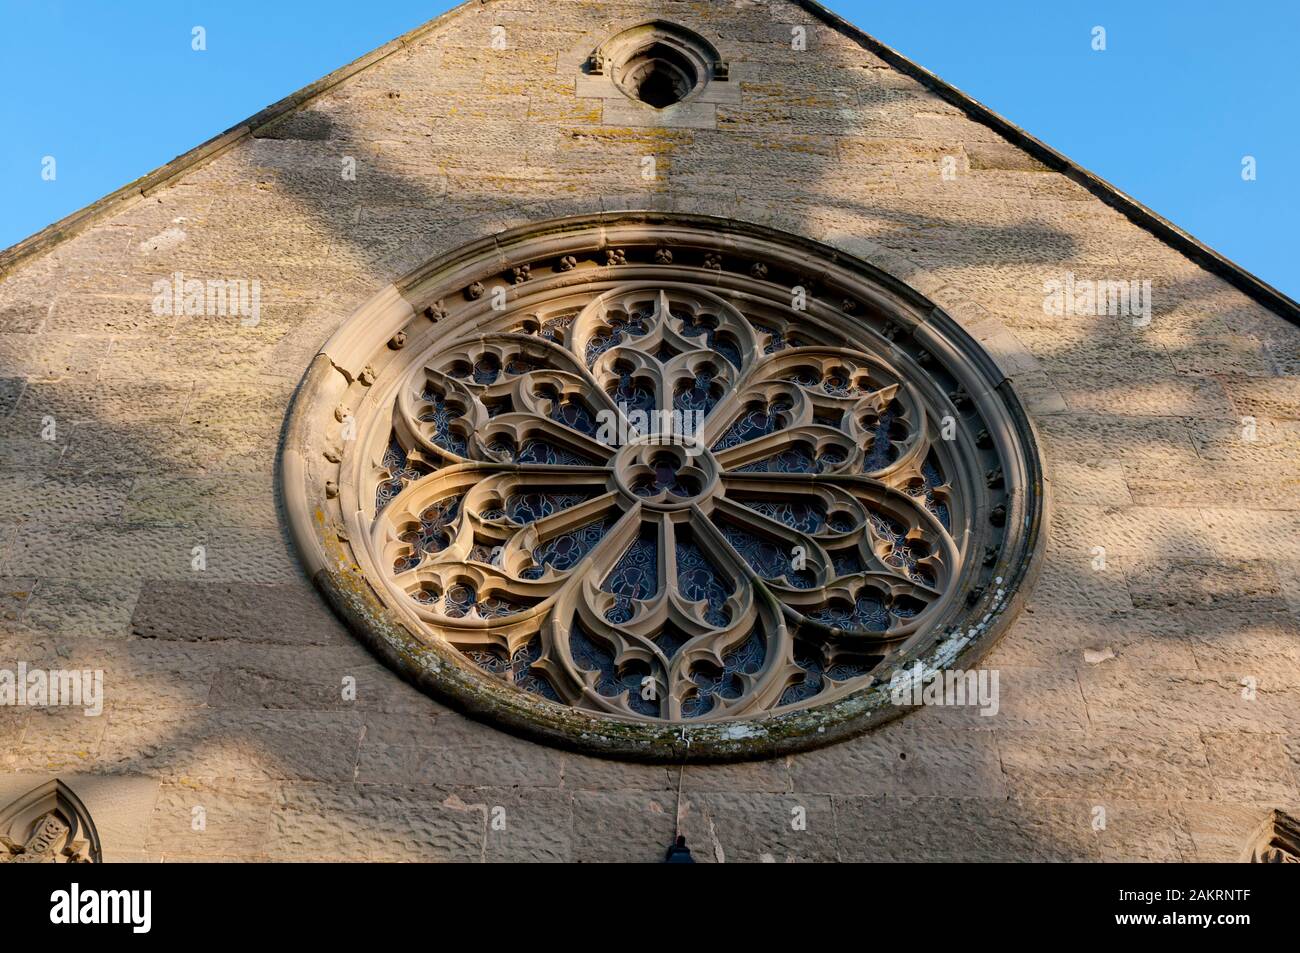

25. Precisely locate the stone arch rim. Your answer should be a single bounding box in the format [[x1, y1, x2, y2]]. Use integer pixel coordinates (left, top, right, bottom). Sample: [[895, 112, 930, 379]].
[[594, 21, 726, 108], [0, 779, 103, 863], [281, 211, 1049, 762]]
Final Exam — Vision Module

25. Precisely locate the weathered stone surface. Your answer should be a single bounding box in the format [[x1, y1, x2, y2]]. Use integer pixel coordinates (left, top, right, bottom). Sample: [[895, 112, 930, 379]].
[[1047, 460, 1132, 507], [22, 578, 139, 638], [98, 709, 363, 782], [124, 474, 279, 528], [146, 778, 277, 857], [1200, 731, 1300, 802], [480, 787, 574, 863], [1188, 416, 1300, 467], [5, 524, 298, 583], [964, 140, 1052, 172], [1280, 562, 1300, 617], [0, 378, 24, 419], [53, 422, 283, 481], [1125, 559, 1285, 612], [678, 792, 837, 863], [833, 795, 1101, 862], [1219, 375, 1300, 420], [0, 301, 49, 333], [269, 783, 483, 861], [97, 639, 226, 710], [0, 575, 34, 623], [0, 330, 113, 384], [1094, 802, 1197, 862], [1036, 414, 1201, 468], [997, 730, 1217, 800], [355, 712, 564, 788], [1020, 553, 1135, 621], [791, 724, 1007, 797], [1060, 375, 1233, 420], [0, 0, 1296, 862], [13, 709, 108, 773], [989, 607, 1199, 671], [1123, 460, 1300, 510], [560, 752, 676, 793], [0, 711, 28, 759], [910, 665, 1090, 732], [130, 581, 349, 645], [570, 791, 677, 863], [1200, 509, 1300, 562], [1275, 735, 1300, 795], [356, 711, 449, 747], [675, 758, 791, 795], [1047, 505, 1219, 559], [206, 644, 423, 713], [1180, 610, 1300, 678], [1078, 666, 1300, 732], [0, 473, 129, 522]]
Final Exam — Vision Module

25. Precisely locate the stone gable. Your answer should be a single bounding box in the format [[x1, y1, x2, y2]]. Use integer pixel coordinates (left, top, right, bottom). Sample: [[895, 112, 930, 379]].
[[1, 0, 1296, 861]]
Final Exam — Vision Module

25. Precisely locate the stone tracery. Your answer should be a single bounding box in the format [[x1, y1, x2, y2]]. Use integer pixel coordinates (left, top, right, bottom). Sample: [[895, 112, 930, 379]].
[[286, 216, 1044, 757], [371, 278, 964, 721]]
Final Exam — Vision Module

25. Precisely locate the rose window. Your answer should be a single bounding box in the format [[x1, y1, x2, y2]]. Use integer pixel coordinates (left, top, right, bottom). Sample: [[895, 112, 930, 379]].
[[283, 216, 1044, 759]]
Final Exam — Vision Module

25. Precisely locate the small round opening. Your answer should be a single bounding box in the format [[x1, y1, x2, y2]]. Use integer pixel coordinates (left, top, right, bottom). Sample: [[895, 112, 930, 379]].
[[618, 43, 699, 108], [636, 65, 683, 107]]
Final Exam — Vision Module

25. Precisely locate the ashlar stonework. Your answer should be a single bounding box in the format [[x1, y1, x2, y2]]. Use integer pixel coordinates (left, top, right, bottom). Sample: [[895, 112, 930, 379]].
[[0, 0, 1297, 861]]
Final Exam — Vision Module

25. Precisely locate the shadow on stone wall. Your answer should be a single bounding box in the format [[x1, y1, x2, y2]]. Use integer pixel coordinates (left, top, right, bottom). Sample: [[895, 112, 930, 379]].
[[2, 0, 1297, 861]]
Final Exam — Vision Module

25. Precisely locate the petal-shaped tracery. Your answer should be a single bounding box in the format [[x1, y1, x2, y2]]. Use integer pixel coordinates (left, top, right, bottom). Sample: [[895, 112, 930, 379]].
[[367, 289, 965, 721], [334, 237, 1029, 731], [286, 216, 1044, 764]]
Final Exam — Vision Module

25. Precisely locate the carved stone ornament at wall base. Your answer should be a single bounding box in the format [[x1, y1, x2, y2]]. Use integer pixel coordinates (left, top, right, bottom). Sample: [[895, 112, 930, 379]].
[[281, 214, 1047, 761], [1243, 809, 1300, 863], [0, 780, 102, 864]]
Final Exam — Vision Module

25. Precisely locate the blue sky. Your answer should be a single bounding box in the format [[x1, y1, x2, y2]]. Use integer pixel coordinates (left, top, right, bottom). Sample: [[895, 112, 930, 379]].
[[1, 0, 1295, 297]]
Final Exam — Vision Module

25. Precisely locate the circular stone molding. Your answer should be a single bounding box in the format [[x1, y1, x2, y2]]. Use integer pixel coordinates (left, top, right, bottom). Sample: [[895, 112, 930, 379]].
[[587, 21, 727, 109], [281, 214, 1046, 761]]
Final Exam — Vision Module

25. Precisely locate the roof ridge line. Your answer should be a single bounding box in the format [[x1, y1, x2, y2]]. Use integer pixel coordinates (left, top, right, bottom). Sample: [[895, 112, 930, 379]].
[[0, 0, 483, 279], [790, 0, 1298, 323]]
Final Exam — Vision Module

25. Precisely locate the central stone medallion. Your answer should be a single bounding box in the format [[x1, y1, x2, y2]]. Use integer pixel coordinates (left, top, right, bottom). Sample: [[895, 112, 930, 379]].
[[614, 442, 721, 508]]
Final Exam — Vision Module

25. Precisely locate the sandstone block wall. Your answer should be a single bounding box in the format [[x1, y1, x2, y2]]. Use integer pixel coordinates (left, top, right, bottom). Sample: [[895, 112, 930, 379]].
[[0, 0, 1296, 861]]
